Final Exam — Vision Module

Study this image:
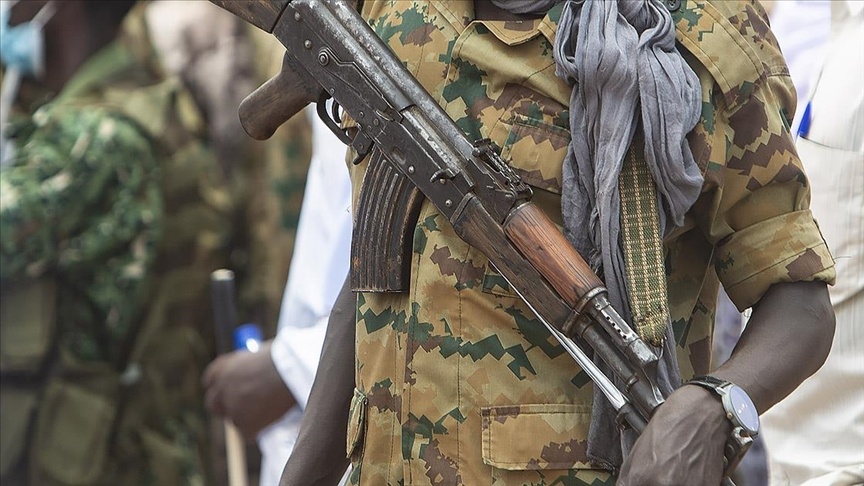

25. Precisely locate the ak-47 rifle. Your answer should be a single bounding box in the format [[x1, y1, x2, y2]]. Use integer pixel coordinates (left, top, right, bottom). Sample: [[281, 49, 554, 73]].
[[208, 0, 743, 480]]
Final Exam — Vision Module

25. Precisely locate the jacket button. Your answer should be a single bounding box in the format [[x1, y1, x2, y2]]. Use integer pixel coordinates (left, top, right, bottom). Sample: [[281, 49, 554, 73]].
[[666, 0, 682, 12]]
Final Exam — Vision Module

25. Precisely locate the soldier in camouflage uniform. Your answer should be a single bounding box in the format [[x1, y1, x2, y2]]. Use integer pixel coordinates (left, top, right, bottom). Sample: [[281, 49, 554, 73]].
[[276, 0, 838, 485], [0, 1, 309, 485], [338, 1, 838, 484]]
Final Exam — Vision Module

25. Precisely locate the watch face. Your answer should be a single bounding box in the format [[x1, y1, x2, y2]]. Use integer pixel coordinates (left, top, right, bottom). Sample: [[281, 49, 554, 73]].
[[728, 385, 760, 434]]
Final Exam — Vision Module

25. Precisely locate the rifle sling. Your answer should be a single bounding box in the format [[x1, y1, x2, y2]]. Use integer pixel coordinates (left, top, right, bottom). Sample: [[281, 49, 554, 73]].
[[619, 140, 670, 346]]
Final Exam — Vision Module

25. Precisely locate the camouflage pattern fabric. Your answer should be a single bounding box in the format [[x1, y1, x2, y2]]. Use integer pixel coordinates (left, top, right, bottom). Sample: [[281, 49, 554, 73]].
[[0, 4, 309, 485], [345, 1, 835, 485]]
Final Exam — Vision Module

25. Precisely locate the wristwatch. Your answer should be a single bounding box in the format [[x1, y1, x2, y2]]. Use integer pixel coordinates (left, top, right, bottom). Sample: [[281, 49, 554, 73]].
[[687, 375, 760, 476]]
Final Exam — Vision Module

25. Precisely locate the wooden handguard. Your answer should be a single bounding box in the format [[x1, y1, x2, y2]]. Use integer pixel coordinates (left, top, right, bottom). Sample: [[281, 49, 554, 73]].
[[503, 203, 604, 312], [351, 151, 424, 292], [451, 197, 575, 327]]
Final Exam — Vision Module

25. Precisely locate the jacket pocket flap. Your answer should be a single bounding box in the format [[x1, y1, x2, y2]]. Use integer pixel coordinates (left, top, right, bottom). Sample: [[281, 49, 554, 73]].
[[481, 403, 594, 471], [346, 388, 368, 460], [500, 115, 570, 195]]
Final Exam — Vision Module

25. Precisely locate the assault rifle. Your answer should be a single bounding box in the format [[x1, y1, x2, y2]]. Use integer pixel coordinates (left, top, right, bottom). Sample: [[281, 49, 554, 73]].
[[209, 0, 742, 480]]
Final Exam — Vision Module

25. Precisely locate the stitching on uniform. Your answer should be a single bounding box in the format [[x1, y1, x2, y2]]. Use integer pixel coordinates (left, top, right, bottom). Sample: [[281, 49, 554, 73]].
[[415, 4, 429, 96], [484, 409, 589, 416], [764, 64, 790, 78], [483, 21, 538, 46], [436, 0, 465, 30], [455, 243, 470, 483]]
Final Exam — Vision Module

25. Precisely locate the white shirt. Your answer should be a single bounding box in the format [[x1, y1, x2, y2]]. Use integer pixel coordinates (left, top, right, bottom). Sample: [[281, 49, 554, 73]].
[[761, 3, 864, 484], [257, 108, 352, 486], [765, 0, 831, 133]]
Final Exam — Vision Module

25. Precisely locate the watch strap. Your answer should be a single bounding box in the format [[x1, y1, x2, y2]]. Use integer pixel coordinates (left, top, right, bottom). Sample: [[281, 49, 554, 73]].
[[686, 375, 756, 477], [687, 374, 729, 392]]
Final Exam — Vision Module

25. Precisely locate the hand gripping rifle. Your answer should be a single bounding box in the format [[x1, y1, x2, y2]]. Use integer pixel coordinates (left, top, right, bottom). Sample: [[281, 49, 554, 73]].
[[208, 1, 740, 481]]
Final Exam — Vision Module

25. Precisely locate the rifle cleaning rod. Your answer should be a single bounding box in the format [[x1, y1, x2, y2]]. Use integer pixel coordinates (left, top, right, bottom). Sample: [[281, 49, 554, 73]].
[[545, 323, 627, 410], [509, 283, 627, 410]]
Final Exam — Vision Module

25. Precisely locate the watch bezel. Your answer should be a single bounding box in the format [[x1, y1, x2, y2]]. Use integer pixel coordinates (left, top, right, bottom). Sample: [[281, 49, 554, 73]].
[[720, 383, 760, 436]]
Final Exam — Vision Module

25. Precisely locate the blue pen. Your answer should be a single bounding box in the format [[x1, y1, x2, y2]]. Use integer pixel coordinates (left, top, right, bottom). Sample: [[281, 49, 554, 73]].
[[233, 323, 264, 353], [797, 101, 812, 139]]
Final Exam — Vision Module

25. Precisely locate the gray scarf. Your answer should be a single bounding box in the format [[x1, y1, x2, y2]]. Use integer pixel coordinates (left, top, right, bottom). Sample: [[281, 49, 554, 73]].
[[491, 0, 703, 470]]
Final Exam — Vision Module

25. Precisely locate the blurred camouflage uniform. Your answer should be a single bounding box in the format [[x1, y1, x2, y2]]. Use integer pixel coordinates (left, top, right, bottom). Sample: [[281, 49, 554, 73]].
[[0, 3, 309, 485], [345, 1, 835, 485]]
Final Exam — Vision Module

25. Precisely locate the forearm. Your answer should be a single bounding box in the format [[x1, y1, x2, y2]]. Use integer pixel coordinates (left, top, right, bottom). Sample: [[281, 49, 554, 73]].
[[710, 280, 835, 413], [619, 280, 835, 485], [280, 275, 355, 486]]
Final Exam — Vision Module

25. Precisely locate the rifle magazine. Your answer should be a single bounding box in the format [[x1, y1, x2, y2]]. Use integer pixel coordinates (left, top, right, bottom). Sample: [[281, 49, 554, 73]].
[[351, 149, 423, 293]]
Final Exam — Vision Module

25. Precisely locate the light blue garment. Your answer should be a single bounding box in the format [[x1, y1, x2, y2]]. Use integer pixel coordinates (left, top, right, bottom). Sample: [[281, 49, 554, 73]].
[[0, 1, 54, 166], [0, 1, 54, 76]]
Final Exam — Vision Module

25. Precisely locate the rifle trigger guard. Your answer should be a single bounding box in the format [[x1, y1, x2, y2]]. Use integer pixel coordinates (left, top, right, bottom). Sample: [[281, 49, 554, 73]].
[[316, 94, 374, 164], [316, 94, 352, 145]]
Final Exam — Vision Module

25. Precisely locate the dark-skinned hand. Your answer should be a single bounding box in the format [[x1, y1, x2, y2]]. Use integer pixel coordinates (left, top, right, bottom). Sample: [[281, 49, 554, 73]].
[[617, 384, 731, 486], [202, 340, 297, 440]]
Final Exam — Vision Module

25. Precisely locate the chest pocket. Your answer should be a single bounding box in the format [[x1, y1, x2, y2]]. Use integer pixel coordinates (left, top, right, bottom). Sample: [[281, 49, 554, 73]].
[[500, 114, 569, 195], [480, 403, 611, 482]]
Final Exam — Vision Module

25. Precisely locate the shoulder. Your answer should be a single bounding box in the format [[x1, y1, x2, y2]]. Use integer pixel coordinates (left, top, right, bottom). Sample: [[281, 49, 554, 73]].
[[34, 104, 156, 159], [3, 104, 157, 196], [674, 0, 791, 111]]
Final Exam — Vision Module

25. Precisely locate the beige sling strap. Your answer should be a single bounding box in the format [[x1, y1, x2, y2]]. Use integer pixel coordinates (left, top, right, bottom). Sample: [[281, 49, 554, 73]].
[[619, 142, 670, 346]]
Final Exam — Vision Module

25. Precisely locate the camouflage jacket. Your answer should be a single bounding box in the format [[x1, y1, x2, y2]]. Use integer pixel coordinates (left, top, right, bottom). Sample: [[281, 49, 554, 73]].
[[346, 1, 836, 485], [0, 4, 309, 485]]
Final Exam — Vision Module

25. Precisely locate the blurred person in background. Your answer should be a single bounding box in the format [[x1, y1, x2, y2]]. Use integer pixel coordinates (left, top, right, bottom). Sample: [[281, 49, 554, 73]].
[[762, 0, 831, 132], [759, 2, 864, 485], [203, 109, 352, 485], [144, 3, 315, 482], [0, 1, 309, 484]]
